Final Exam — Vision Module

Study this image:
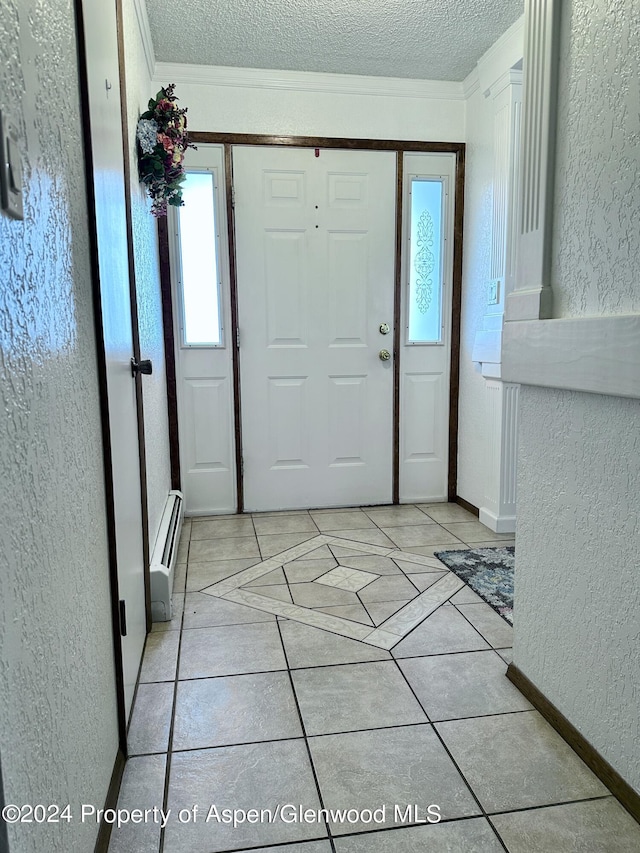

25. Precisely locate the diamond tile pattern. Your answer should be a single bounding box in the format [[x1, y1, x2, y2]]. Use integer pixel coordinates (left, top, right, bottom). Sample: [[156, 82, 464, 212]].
[[109, 504, 640, 853], [200, 532, 463, 648], [314, 566, 379, 592]]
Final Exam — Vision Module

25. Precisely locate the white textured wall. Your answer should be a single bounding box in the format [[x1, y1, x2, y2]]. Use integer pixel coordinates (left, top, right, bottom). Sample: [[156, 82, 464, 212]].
[[0, 0, 119, 850], [457, 81, 493, 509], [514, 0, 640, 793], [516, 388, 640, 791], [123, 0, 172, 552], [153, 66, 466, 141], [551, 0, 640, 317]]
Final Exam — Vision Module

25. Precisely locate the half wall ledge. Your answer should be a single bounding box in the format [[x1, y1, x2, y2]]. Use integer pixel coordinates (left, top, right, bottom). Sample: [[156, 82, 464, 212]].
[[502, 314, 640, 401]]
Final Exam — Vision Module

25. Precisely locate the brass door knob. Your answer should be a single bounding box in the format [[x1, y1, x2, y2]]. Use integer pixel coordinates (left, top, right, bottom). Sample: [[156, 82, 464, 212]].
[[379, 349, 391, 361]]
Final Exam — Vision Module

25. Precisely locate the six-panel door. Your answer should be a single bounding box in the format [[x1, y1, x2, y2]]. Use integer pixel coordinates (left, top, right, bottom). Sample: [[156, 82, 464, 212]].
[[233, 146, 397, 511]]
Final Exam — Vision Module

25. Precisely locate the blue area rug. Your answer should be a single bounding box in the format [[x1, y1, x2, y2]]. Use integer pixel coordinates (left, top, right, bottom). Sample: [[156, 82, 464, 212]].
[[434, 546, 514, 624]]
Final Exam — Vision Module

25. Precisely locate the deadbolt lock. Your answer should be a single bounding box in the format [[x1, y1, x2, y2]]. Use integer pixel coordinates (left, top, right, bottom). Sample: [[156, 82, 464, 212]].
[[379, 349, 391, 361], [379, 323, 390, 335]]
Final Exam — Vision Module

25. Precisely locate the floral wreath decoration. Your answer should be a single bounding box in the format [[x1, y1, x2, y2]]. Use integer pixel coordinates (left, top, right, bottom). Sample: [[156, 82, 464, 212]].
[[136, 84, 196, 217]]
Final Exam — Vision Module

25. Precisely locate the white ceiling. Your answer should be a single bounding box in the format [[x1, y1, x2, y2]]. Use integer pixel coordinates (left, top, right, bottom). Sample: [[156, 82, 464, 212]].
[[146, 0, 523, 82]]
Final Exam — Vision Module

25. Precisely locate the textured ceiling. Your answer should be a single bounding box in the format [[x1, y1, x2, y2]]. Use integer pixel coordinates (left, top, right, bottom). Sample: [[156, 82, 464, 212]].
[[146, 0, 523, 81]]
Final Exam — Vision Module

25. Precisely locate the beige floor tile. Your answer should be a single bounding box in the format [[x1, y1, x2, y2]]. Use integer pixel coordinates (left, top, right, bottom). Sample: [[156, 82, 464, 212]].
[[164, 741, 325, 852], [333, 818, 505, 852], [326, 528, 396, 548], [364, 599, 411, 625], [312, 511, 376, 530], [284, 558, 337, 583], [172, 671, 302, 750], [491, 798, 640, 852], [253, 583, 293, 603], [253, 515, 320, 536], [292, 660, 427, 735], [358, 574, 419, 603], [382, 525, 464, 548], [258, 532, 319, 557], [107, 754, 166, 853], [405, 571, 448, 591], [178, 622, 287, 679], [183, 592, 276, 629], [139, 631, 180, 683], [455, 602, 513, 649], [363, 505, 437, 527], [151, 592, 184, 632], [436, 711, 608, 812], [173, 562, 187, 592], [189, 536, 260, 562], [391, 606, 490, 658], [337, 554, 403, 574], [279, 620, 390, 668], [441, 521, 512, 543], [186, 558, 259, 591], [402, 544, 470, 556], [290, 582, 361, 609], [308, 725, 481, 834], [246, 567, 287, 586], [235, 845, 332, 853], [315, 603, 374, 625], [399, 650, 532, 721], [417, 503, 479, 523], [127, 682, 174, 755], [190, 517, 255, 540]]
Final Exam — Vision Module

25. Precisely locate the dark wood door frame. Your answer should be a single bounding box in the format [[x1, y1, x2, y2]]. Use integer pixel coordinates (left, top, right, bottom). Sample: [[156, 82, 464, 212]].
[[160, 132, 465, 512]]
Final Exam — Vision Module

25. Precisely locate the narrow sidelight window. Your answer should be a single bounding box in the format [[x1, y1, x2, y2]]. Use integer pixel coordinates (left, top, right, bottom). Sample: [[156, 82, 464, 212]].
[[176, 171, 223, 346], [407, 178, 445, 344]]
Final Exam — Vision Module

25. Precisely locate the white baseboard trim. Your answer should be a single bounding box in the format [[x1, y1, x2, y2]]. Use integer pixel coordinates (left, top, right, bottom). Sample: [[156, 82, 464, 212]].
[[479, 507, 516, 534]]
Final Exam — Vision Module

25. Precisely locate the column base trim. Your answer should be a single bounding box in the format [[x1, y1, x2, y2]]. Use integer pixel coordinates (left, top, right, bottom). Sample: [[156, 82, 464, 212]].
[[479, 507, 516, 534]]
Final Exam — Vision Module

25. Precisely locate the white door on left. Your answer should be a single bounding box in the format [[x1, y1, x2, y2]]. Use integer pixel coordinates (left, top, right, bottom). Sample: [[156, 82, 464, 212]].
[[80, 0, 147, 720]]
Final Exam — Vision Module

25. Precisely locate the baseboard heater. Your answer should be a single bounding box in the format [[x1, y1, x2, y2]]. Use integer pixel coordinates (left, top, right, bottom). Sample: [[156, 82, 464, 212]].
[[150, 489, 184, 622]]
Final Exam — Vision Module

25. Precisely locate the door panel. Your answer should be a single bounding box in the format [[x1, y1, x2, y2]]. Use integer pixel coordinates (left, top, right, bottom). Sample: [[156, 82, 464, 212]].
[[234, 146, 396, 511], [170, 145, 236, 515], [399, 153, 456, 502], [80, 0, 146, 720]]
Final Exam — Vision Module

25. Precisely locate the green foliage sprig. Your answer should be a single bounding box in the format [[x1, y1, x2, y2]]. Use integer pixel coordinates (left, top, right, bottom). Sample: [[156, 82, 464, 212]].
[[136, 84, 196, 217]]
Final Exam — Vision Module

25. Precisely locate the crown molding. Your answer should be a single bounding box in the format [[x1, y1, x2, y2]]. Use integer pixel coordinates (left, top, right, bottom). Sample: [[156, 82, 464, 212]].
[[132, 0, 156, 81], [462, 68, 481, 99], [477, 14, 525, 97], [153, 62, 466, 101]]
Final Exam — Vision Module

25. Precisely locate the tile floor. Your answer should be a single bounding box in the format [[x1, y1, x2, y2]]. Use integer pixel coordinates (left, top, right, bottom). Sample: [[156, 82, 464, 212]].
[[109, 504, 640, 853]]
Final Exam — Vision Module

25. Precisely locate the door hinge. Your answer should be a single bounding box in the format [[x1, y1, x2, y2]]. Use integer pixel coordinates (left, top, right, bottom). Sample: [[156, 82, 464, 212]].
[[236, 328, 240, 349], [231, 186, 235, 208], [119, 599, 127, 637], [240, 456, 244, 476]]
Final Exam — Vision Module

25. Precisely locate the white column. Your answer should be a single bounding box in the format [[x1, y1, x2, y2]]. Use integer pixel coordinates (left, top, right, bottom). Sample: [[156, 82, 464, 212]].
[[505, 0, 561, 321], [479, 381, 519, 534]]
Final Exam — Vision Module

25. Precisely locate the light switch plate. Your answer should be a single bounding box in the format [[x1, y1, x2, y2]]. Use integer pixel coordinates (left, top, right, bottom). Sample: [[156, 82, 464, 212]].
[[0, 109, 24, 220], [487, 278, 501, 306]]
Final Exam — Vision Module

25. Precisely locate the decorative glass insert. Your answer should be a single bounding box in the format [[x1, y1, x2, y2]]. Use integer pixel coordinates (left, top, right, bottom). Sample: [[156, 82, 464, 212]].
[[177, 171, 223, 346], [407, 178, 444, 343]]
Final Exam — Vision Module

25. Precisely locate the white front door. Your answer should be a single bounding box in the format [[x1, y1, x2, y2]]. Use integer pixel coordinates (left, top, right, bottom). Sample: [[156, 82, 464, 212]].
[[81, 0, 147, 720], [233, 146, 397, 511]]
